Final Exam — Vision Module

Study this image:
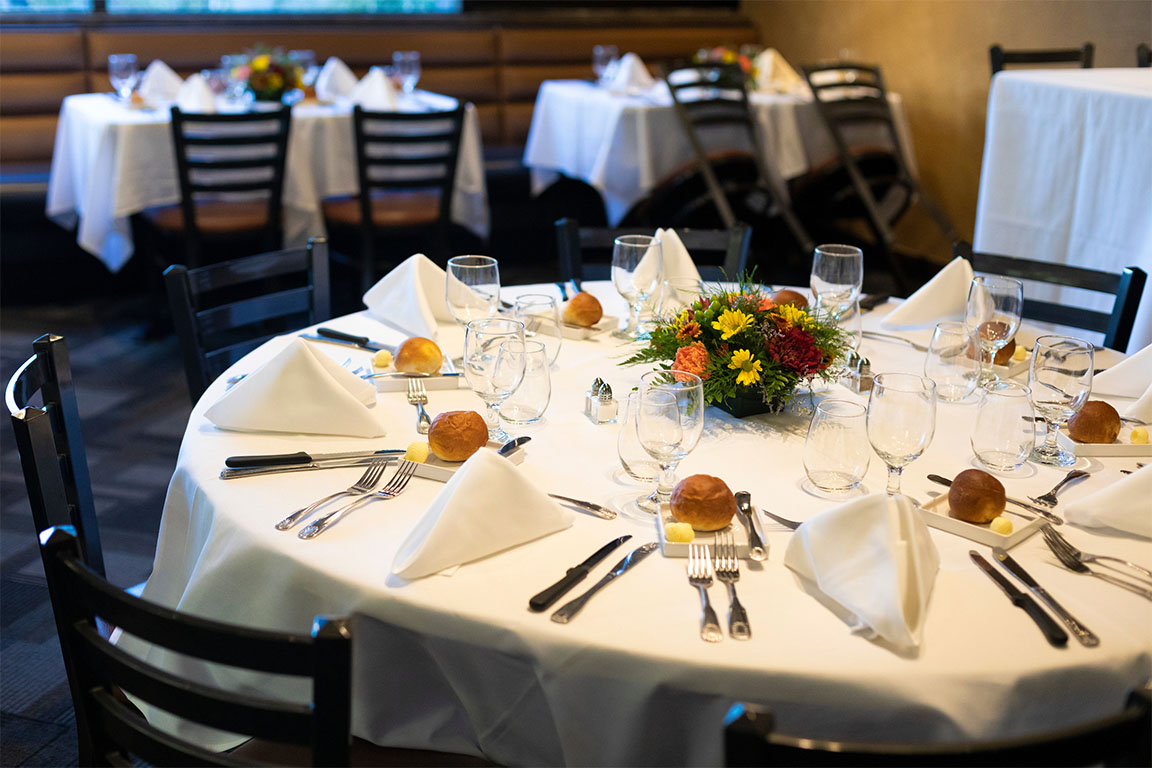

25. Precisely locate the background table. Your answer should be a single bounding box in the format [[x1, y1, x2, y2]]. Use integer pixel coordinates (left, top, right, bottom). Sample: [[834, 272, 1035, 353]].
[[974, 69, 1152, 352], [46, 93, 489, 273], [523, 80, 917, 225]]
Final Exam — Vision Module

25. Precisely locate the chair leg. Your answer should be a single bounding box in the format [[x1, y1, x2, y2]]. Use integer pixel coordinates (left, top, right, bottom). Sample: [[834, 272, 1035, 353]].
[[360, 235, 375, 295]]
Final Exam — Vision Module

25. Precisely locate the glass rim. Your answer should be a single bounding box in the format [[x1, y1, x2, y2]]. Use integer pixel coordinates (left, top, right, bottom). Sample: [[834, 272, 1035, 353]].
[[815, 399, 866, 416], [1032, 334, 1094, 351], [932, 320, 970, 332], [614, 235, 660, 248], [447, 255, 497, 268], [513, 293, 556, 305], [464, 317, 523, 333], [971, 274, 1024, 289], [873, 371, 937, 394], [504, 339, 547, 354], [639, 369, 701, 389], [813, 243, 862, 257]]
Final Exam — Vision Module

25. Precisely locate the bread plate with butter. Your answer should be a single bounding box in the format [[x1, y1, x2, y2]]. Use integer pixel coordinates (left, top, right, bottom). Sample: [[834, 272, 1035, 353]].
[[655, 506, 758, 559], [411, 441, 527, 482], [1057, 427, 1152, 457], [918, 491, 1044, 549]]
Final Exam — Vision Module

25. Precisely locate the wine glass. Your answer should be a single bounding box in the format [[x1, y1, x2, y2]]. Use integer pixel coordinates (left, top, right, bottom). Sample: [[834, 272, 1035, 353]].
[[964, 275, 1023, 387], [464, 319, 526, 443], [513, 293, 563, 366], [592, 44, 619, 83], [446, 256, 500, 329], [612, 235, 663, 341], [867, 372, 937, 497], [810, 244, 863, 308], [1028, 335, 1094, 466], [635, 370, 704, 512], [108, 54, 140, 102], [392, 51, 421, 94], [924, 321, 979, 402]]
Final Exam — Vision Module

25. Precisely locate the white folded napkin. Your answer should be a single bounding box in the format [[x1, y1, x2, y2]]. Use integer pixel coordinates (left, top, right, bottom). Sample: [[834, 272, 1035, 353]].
[[204, 338, 387, 437], [1094, 344, 1152, 421], [138, 60, 184, 105], [654, 228, 702, 282], [362, 254, 455, 340], [391, 449, 574, 579], [175, 73, 216, 113], [1064, 465, 1152, 538], [881, 257, 975, 329], [315, 56, 358, 102], [351, 66, 399, 111], [603, 52, 655, 92], [784, 493, 939, 651], [632, 235, 666, 292], [753, 48, 808, 95]]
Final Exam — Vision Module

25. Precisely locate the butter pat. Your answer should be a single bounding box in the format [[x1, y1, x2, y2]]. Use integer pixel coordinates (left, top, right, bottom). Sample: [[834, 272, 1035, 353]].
[[373, 349, 394, 368], [403, 441, 430, 463], [990, 517, 1013, 535], [1012, 345, 1027, 362], [664, 522, 695, 543], [1131, 427, 1149, 445]]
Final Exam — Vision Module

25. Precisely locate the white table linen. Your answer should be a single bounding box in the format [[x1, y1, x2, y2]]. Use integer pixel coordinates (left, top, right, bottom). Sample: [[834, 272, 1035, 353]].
[[46, 92, 489, 272], [120, 285, 1152, 766], [523, 79, 917, 225], [974, 69, 1152, 352]]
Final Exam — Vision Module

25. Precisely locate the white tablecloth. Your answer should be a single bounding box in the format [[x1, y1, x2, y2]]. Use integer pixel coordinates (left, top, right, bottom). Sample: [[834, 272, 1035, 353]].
[[974, 69, 1152, 352], [46, 93, 489, 272], [120, 284, 1152, 766], [523, 80, 917, 225]]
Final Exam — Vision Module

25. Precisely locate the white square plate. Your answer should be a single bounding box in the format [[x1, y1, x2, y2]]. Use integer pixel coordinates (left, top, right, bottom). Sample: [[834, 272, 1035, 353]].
[[918, 500, 1044, 550], [654, 504, 766, 559], [371, 356, 462, 392], [410, 442, 525, 482], [1058, 428, 1152, 457]]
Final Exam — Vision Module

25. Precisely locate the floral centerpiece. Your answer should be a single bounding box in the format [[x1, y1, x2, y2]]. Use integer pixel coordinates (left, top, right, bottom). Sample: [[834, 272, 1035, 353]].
[[231, 48, 303, 103], [623, 281, 852, 417], [693, 45, 763, 90]]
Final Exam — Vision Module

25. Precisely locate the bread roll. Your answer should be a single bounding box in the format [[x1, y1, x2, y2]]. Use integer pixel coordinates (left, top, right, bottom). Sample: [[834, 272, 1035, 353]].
[[670, 474, 737, 531], [1067, 400, 1122, 444], [395, 337, 443, 375], [563, 292, 603, 327], [428, 411, 488, 462], [948, 469, 1006, 524], [772, 289, 808, 310]]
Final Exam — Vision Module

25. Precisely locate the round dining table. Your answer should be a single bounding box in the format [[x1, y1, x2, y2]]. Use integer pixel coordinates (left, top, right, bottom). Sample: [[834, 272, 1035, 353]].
[[120, 282, 1152, 767]]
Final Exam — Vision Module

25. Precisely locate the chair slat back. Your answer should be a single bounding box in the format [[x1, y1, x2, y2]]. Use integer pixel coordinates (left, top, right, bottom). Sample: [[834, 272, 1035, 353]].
[[1139, 43, 1151, 68], [990, 43, 1095, 74]]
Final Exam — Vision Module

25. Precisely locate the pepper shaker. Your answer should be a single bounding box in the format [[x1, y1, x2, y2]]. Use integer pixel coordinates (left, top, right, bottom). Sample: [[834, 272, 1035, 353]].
[[587, 382, 618, 424]]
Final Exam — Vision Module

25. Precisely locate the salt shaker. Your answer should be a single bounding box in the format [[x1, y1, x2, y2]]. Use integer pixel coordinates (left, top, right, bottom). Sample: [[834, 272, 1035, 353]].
[[587, 382, 618, 424], [584, 377, 606, 417]]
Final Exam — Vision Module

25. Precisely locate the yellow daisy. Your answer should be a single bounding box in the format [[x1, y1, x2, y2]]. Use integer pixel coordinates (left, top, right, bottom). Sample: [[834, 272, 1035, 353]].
[[712, 308, 753, 340], [777, 304, 811, 329], [728, 349, 762, 386]]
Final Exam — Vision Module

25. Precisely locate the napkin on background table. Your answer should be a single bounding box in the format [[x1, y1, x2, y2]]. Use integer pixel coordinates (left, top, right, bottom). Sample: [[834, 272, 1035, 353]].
[[175, 73, 217, 113], [784, 493, 940, 651], [881, 257, 975, 329], [315, 56, 358, 102], [752, 48, 808, 95], [654, 228, 703, 283], [1093, 343, 1152, 423], [351, 66, 399, 110], [204, 338, 387, 437], [1064, 464, 1152, 538], [603, 52, 656, 92], [391, 449, 574, 579], [138, 60, 184, 105], [362, 254, 454, 340]]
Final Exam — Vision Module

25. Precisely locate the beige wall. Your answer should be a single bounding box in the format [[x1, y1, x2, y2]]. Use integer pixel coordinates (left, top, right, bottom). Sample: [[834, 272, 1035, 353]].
[[741, 0, 1151, 261]]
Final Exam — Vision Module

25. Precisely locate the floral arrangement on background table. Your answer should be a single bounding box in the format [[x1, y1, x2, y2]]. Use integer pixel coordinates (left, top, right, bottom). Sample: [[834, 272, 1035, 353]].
[[230, 48, 302, 102], [623, 282, 851, 417], [693, 45, 763, 90]]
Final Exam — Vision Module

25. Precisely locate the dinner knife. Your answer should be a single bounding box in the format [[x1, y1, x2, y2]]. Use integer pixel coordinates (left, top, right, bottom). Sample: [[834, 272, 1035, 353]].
[[858, 293, 890, 312], [969, 551, 1067, 647], [992, 546, 1100, 647], [551, 542, 659, 623], [220, 458, 396, 480], [548, 494, 617, 520], [733, 491, 767, 560], [225, 448, 404, 468], [302, 329, 391, 352], [529, 535, 632, 612], [926, 474, 1062, 525]]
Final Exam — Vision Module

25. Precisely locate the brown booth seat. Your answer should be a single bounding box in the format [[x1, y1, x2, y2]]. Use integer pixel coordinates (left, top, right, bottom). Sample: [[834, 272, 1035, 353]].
[[321, 190, 442, 228], [142, 200, 272, 234]]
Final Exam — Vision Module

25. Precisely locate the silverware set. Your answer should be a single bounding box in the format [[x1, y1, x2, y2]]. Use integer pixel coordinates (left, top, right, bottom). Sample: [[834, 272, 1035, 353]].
[[272, 460, 418, 539], [275, 460, 390, 531], [684, 537, 752, 642], [1041, 526, 1152, 600]]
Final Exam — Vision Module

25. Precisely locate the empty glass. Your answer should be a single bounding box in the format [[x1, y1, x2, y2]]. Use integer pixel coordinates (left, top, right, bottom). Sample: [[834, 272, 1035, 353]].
[[1029, 335, 1094, 466], [810, 244, 863, 307], [289, 49, 319, 87], [656, 277, 705, 319], [592, 44, 619, 82], [612, 235, 663, 341], [513, 294, 562, 366], [446, 256, 500, 330], [393, 51, 421, 93], [804, 400, 870, 493], [108, 54, 140, 101], [463, 318, 526, 443], [965, 275, 1023, 386], [972, 381, 1035, 472], [618, 391, 660, 483], [636, 370, 704, 511], [924, 321, 979, 402], [867, 372, 937, 496], [500, 341, 550, 424]]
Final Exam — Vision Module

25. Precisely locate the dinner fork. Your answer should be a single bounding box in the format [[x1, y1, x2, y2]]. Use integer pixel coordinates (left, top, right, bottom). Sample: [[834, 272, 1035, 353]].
[[298, 460, 419, 539], [687, 544, 722, 643], [712, 533, 750, 640], [1028, 469, 1089, 508], [1042, 528, 1152, 600], [274, 460, 388, 531], [407, 379, 432, 435], [1041, 525, 1152, 581], [861, 331, 929, 353]]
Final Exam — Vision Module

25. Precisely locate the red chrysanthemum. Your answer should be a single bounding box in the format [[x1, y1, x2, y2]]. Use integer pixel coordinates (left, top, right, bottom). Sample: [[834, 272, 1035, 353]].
[[672, 341, 710, 380], [767, 327, 827, 375]]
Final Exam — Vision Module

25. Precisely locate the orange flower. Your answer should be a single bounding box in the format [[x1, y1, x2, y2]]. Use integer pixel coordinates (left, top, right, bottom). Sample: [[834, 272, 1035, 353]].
[[675, 321, 701, 341], [672, 342, 709, 380], [757, 296, 775, 312]]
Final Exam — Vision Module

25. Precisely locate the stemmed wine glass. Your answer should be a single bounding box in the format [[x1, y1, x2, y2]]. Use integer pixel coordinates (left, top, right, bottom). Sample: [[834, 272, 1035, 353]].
[[392, 51, 421, 94], [965, 275, 1023, 386], [612, 235, 663, 341], [867, 373, 937, 497], [592, 44, 619, 83], [635, 370, 704, 512], [446, 255, 500, 327], [463, 318, 526, 444], [108, 54, 140, 102], [810, 243, 863, 308], [1028, 335, 1094, 466]]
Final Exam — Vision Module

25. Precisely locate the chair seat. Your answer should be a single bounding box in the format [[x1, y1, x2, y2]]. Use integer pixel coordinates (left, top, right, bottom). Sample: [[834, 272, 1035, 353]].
[[322, 190, 442, 228], [144, 200, 270, 234]]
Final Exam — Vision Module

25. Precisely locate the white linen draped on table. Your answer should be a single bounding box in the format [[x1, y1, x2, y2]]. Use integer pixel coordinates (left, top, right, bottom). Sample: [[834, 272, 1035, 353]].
[[45, 92, 489, 272], [974, 69, 1152, 352]]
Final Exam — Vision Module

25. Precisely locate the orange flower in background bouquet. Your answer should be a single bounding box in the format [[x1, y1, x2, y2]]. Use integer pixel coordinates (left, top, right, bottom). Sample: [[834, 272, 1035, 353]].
[[231, 47, 303, 102]]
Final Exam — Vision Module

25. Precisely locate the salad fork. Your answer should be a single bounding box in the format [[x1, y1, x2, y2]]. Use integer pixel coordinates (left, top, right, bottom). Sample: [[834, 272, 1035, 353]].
[[407, 379, 432, 435], [687, 544, 722, 643], [1041, 525, 1152, 580], [713, 533, 750, 640], [1043, 529, 1152, 600], [298, 460, 418, 539], [274, 460, 388, 531], [1028, 469, 1089, 508]]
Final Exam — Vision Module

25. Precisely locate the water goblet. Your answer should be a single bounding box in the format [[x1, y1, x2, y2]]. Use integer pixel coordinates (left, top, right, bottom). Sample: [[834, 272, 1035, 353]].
[[618, 390, 660, 484], [1028, 335, 1094, 466], [965, 275, 1023, 386], [464, 319, 526, 443], [810, 243, 863, 307], [924, 321, 979, 402], [612, 235, 663, 341], [656, 277, 705, 319], [108, 54, 140, 102], [513, 293, 562, 366], [867, 372, 937, 497], [803, 399, 870, 493], [972, 381, 1035, 472], [392, 51, 421, 94], [499, 341, 551, 425], [446, 255, 500, 330], [592, 44, 619, 83], [635, 370, 704, 512]]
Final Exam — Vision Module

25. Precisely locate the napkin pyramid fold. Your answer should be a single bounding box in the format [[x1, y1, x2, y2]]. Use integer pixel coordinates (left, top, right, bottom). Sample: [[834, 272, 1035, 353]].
[[1093, 343, 1152, 422], [204, 338, 387, 437], [362, 254, 454, 340], [603, 52, 656, 92], [753, 48, 808, 95], [391, 449, 574, 579], [138, 60, 184, 105], [784, 493, 939, 651], [175, 73, 216, 113], [315, 57, 358, 102], [351, 66, 399, 110], [1065, 464, 1152, 538], [654, 228, 703, 283], [881, 257, 975, 329]]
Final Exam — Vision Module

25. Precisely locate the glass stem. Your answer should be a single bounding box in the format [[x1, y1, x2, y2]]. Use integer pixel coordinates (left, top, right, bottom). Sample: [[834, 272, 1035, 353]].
[[1043, 420, 1061, 451], [655, 463, 677, 501], [628, 300, 642, 333], [483, 400, 502, 433], [979, 345, 993, 382], [885, 465, 903, 495]]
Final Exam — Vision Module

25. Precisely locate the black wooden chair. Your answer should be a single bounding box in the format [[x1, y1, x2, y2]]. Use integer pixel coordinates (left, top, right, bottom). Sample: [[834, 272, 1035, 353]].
[[725, 696, 1151, 767], [555, 217, 752, 283], [164, 237, 331, 404], [663, 63, 814, 255], [955, 240, 1147, 352], [322, 104, 465, 292], [801, 62, 959, 295], [143, 106, 292, 268], [990, 43, 1095, 75], [1138, 43, 1151, 68]]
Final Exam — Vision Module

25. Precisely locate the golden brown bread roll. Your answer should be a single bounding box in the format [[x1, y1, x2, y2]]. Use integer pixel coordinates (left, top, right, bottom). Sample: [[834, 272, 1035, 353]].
[[1067, 400, 1122, 444], [562, 292, 603, 327], [965, 323, 1016, 366], [948, 469, 1006, 524], [395, 337, 443, 375], [772, 289, 808, 310], [428, 411, 488, 462], [670, 474, 738, 531]]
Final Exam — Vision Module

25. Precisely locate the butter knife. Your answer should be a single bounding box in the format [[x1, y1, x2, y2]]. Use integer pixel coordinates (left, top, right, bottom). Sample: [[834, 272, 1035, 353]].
[[927, 474, 1062, 525], [970, 551, 1067, 647], [551, 542, 659, 623], [529, 535, 632, 611], [992, 546, 1100, 647], [733, 491, 767, 560], [548, 493, 617, 520]]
